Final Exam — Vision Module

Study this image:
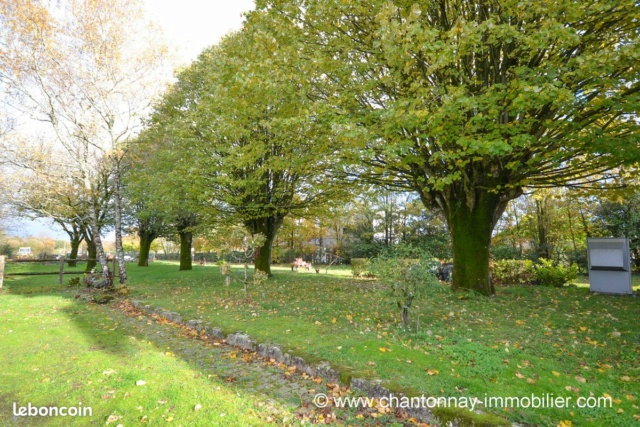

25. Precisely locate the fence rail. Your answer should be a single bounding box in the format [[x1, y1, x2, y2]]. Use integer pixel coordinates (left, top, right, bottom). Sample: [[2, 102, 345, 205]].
[[1, 257, 115, 286]]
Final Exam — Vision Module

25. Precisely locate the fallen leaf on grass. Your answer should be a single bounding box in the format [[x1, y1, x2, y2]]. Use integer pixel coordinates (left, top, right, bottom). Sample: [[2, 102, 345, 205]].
[[136, 380, 146, 386], [106, 414, 122, 425], [515, 372, 525, 379], [426, 369, 439, 376]]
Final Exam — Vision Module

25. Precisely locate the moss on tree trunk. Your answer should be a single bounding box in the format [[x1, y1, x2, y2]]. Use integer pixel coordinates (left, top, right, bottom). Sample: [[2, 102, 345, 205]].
[[85, 239, 97, 273], [254, 235, 275, 275], [68, 238, 80, 267], [245, 215, 284, 276], [446, 191, 507, 296], [138, 234, 154, 267]]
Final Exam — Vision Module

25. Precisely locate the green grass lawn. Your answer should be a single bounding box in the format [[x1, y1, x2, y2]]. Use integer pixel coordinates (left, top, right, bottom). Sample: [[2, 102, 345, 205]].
[[0, 292, 317, 426], [2, 261, 639, 426]]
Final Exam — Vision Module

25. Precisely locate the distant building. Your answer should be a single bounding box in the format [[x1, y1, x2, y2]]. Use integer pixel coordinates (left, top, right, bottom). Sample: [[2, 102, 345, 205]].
[[18, 247, 32, 258]]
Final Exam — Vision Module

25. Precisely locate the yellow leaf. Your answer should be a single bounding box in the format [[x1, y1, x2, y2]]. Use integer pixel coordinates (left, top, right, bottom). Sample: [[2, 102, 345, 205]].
[[552, 371, 561, 377], [427, 369, 439, 376], [515, 372, 525, 379], [557, 421, 573, 427], [331, 318, 337, 324], [379, 347, 387, 353]]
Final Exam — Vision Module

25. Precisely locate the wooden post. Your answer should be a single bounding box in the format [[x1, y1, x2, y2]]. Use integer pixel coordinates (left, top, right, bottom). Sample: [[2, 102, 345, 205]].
[[0, 255, 5, 289], [58, 257, 65, 284]]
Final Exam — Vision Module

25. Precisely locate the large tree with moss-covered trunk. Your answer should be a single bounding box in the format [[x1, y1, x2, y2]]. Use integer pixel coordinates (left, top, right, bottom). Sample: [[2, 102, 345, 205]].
[[143, 28, 346, 275], [252, 0, 640, 294]]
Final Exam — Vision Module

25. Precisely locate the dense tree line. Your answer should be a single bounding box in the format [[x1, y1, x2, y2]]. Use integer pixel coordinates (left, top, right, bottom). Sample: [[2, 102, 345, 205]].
[[132, 0, 639, 294]]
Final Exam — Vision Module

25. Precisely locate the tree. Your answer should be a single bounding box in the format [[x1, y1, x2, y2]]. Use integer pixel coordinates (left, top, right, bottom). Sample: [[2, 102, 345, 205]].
[[254, 0, 640, 294], [126, 130, 201, 271], [143, 28, 347, 275], [594, 191, 640, 269], [0, 138, 114, 270], [130, 205, 169, 267], [122, 150, 172, 267], [0, 0, 171, 284]]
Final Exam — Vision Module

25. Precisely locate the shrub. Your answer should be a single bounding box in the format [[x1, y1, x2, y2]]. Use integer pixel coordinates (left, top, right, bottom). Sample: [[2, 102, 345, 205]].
[[369, 245, 440, 328], [350, 258, 371, 277], [532, 258, 578, 288], [566, 249, 588, 274], [491, 259, 533, 286], [490, 244, 522, 260]]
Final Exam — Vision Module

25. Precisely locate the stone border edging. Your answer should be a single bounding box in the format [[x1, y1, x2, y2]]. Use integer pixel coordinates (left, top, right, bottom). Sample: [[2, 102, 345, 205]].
[[129, 299, 520, 427]]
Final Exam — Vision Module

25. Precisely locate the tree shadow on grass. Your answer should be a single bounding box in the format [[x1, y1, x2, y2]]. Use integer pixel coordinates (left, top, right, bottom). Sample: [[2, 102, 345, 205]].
[[57, 297, 318, 412]]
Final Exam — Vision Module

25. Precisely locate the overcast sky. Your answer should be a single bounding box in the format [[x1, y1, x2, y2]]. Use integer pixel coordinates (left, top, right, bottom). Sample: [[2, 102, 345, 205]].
[[14, 1, 255, 240], [147, 0, 255, 63]]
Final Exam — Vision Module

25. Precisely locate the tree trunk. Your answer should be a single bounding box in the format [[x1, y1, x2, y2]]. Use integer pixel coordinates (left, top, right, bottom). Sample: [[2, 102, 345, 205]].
[[88, 200, 110, 280], [445, 192, 507, 296], [68, 238, 80, 267], [85, 238, 97, 273], [138, 233, 154, 267], [113, 163, 128, 284], [246, 215, 284, 276], [401, 305, 410, 328], [536, 199, 551, 259], [632, 246, 640, 270], [254, 234, 275, 274], [178, 231, 192, 271]]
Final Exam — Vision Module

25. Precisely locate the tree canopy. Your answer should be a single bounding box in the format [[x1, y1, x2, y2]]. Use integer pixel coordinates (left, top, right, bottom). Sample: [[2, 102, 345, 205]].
[[248, 0, 640, 294], [138, 27, 348, 274]]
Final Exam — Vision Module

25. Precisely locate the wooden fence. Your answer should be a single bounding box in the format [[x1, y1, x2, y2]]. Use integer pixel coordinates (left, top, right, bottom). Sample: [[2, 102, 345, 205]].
[[0, 257, 117, 287]]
